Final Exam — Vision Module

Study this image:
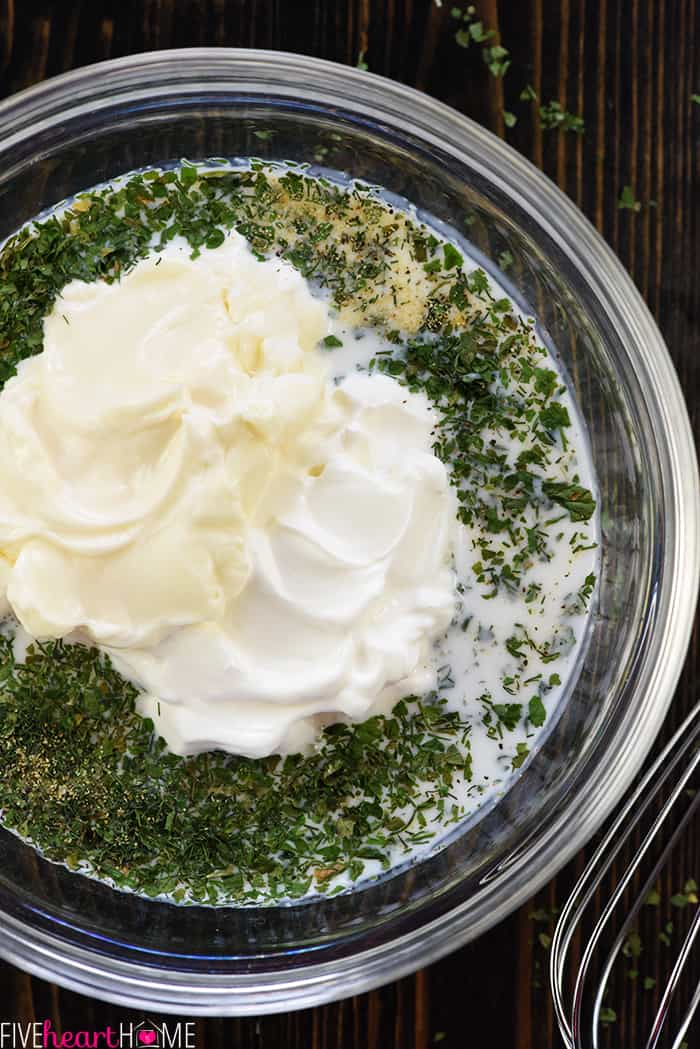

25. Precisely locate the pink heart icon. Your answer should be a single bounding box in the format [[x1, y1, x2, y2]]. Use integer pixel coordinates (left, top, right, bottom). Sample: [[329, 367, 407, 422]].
[[138, 1033, 157, 1046]]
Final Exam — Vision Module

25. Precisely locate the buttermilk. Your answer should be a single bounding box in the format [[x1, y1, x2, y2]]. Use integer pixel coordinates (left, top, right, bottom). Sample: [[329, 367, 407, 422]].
[[0, 163, 597, 903]]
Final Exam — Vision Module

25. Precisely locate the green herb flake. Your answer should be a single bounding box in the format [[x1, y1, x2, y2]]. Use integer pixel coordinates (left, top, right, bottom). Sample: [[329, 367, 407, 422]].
[[542, 481, 596, 522], [497, 250, 514, 271], [0, 635, 474, 904], [443, 242, 463, 269], [528, 695, 546, 728], [539, 402, 571, 432], [511, 741, 529, 770], [483, 44, 511, 78], [539, 101, 584, 134], [492, 702, 522, 731], [622, 931, 642, 959], [179, 162, 199, 186], [618, 185, 642, 212], [470, 21, 495, 44]]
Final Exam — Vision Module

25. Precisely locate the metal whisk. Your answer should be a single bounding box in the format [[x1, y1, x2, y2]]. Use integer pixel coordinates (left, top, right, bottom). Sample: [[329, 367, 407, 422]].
[[551, 702, 700, 1049]]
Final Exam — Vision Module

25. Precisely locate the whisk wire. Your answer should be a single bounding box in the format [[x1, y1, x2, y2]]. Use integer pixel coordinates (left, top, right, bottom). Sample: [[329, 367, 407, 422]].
[[647, 906, 700, 1049], [551, 701, 700, 1049], [592, 786, 700, 1049]]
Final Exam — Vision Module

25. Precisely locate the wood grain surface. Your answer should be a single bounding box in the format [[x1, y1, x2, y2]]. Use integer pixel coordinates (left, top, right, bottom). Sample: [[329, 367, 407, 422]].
[[0, 1, 699, 1046]]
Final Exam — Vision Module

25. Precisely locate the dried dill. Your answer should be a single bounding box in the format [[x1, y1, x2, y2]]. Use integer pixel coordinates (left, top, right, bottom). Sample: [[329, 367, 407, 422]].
[[0, 637, 471, 904], [0, 162, 596, 901]]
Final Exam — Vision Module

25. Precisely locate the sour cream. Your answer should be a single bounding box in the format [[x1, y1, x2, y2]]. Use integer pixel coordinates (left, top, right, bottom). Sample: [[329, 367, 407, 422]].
[[0, 234, 456, 757]]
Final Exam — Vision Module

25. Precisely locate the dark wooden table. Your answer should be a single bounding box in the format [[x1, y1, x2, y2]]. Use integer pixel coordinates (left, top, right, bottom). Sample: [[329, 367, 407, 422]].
[[0, 1, 698, 1046]]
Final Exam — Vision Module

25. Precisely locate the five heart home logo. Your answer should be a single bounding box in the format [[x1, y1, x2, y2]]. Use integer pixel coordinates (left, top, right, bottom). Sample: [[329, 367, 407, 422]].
[[134, 1028, 160, 1049], [0, 1020, 196, 1049]]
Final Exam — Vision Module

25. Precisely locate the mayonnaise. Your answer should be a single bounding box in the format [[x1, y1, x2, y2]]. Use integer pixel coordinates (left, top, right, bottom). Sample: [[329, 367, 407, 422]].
[[0, 234, 456, 756]]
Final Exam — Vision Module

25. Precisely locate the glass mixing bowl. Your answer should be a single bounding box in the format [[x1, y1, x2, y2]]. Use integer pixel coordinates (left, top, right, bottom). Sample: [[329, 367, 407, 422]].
[[0, 49, 697, 1015]]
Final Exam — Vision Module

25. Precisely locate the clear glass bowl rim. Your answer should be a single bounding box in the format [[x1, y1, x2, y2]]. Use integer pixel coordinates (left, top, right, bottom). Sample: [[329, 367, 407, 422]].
[[0, 48, 697, 1015]]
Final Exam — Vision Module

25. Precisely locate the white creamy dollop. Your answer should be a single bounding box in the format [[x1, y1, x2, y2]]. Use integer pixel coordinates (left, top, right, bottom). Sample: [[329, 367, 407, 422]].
[[0, 234, 455, 757]]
